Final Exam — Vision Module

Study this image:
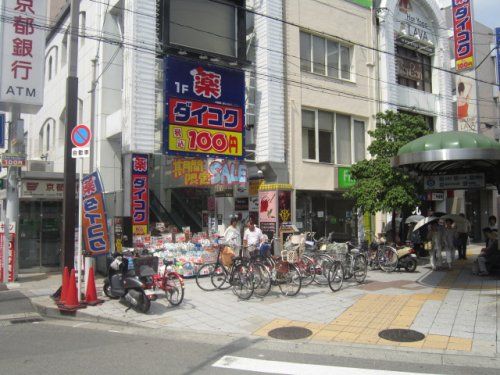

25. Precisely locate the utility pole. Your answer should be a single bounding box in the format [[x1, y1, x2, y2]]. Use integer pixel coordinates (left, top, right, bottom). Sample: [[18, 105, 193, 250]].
[[62, 0, 80, 269]]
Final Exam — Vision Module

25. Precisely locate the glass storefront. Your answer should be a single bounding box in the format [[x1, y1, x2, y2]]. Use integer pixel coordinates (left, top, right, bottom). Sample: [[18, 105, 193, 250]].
[[296, 191, 357, 240], [19, 201, 62, 271]]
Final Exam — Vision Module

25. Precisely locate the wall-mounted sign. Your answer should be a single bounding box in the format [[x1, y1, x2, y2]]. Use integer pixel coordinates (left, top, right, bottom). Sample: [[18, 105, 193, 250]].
[[82, 172, 110, 256], [427, 192, 444, 201], [337, 167, 355, 189], [235, 198, 249, 211], [131, 154, 149, 235], [0, 113, 5, 148], [164, 56, 245, 159], [21, 180, 64, 198], [0, 221, 16, 282], [456, 75, 477, 132], [395, 0, 435, 45], [424, 173, 484, 190], [170, 157, 247, 187], [0, 0, 46, 113], [452, 0, 474, 72]]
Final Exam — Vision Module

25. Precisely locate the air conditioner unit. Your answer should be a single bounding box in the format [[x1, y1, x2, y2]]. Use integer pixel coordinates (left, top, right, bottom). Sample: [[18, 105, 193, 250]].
[[26, 160, 54, 172]]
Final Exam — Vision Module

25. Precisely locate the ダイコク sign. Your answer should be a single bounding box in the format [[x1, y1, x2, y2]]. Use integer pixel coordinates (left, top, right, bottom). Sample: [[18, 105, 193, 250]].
[[131, 154, 149, 235], [82, 172, 110, 256], [452, 0, 475, 72], [164, 56, 245, 159]]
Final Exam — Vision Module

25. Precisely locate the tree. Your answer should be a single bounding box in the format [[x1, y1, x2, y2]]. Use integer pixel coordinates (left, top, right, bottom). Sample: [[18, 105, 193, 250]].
[[344, 110, 431, 242]]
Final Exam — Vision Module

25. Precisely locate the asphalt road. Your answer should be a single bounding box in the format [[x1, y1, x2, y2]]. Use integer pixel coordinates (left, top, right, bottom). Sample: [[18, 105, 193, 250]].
[[0, 290, 499, 375]]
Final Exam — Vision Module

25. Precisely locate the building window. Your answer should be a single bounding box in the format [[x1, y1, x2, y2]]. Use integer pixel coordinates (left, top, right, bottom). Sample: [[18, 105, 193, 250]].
[[302, 108, 365, 164], [300, 31, 352, 80], [398, 110, 434, 132], [48, 56, 53, 80], [395, 45, 432, 93], [62, 30, 68, 67], [46, 124, 51, 151]]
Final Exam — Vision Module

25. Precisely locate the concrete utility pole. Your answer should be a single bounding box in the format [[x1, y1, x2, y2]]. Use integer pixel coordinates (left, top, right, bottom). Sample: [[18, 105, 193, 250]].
[[62, 0, 80, 269]]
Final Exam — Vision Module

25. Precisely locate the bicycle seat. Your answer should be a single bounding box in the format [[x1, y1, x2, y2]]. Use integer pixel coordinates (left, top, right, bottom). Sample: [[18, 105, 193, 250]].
[[164, 259, 174, 266]]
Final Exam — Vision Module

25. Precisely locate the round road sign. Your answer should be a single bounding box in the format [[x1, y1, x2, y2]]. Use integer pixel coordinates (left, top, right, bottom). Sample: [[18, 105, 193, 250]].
[[71, 124, 92, 148]]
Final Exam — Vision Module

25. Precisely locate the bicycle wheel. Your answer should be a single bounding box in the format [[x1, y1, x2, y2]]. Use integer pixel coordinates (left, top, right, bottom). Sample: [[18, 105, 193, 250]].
[[252, 262, 272, 297], [165, 273, 185, 306], [298, 254, 315, 286], [231, 264, 254, 300], [277, 263, 302, 296], [196, 263, 219, 291], [378, 246, 398, 273], [313, 254, 334, 285], [212, 264, 231, 289], [353, 254, 367, 283], [327, 261, 344, 292]]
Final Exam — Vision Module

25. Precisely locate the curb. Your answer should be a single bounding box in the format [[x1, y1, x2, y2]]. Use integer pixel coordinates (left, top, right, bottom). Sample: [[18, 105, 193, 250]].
[[30, 296, 141, 328]]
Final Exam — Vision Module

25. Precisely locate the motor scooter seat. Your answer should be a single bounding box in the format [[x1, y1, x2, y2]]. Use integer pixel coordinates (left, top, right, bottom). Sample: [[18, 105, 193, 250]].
[[110, 274, 124, 292]]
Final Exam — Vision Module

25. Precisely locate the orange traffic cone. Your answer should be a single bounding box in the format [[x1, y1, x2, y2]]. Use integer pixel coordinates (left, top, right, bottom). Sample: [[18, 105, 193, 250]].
[[57, 267, 70, 306], [59, 269, 85, 312], [84, 267, 103, 306]]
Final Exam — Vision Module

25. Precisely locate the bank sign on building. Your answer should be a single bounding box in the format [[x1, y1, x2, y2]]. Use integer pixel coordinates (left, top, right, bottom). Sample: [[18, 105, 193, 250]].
[[0, 0, 46, 113], [163, 56, 245, 159]]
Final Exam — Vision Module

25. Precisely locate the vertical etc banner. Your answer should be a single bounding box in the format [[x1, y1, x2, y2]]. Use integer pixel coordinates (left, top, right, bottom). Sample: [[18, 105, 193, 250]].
[[0, 0, 46, 113], [452, 0, 474, 72], [131, 154, 149, 235], [0, 222, 16, 282], [164, 56, 245, 159], [82, 172, 110, 256]]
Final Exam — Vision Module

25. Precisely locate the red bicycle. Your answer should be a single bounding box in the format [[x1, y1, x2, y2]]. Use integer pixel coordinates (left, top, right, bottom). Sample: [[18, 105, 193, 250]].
[[143, 259, 185, 306]]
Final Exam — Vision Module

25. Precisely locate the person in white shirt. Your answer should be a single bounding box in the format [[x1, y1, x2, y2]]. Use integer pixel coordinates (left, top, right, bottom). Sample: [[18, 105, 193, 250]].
[[223, 216, 241, 253], [456, 213, 471, 260], [243, 219, 264, 257]]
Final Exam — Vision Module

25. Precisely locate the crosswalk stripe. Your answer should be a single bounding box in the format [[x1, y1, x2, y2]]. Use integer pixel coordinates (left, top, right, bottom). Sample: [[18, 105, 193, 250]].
[[212, 356, 441, 375]]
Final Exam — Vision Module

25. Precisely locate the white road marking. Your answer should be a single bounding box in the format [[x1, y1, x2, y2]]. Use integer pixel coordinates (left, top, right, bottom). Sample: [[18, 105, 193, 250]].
[[212, 356, 440, 375]]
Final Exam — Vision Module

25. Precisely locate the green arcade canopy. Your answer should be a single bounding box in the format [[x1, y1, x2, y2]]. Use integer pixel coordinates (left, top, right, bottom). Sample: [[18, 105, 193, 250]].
[[391, 131, 500, 187]]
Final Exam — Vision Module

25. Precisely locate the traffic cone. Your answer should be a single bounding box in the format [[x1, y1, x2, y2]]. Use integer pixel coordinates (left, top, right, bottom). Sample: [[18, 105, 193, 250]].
[[84, 267, 103, 306], [59, 269, 85, 312], [57, 267, 70, 306]]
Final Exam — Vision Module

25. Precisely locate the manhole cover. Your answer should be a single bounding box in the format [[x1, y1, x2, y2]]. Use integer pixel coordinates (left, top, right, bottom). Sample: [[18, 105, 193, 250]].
[[378, 329, 425, 342], [268, 326, 312, 340]]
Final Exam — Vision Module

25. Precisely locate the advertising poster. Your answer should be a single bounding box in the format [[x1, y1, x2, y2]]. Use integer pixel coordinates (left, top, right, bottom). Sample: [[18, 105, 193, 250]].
[[0, 222, 16, 282], [164, 56, 245, 159], [278, 191, 292, 226], [82, 172, 110, 256], [259, 191, 277, 235], [452, 0, 474, 72], [131, 154, 149, 235], [456, 75, 477, 132]]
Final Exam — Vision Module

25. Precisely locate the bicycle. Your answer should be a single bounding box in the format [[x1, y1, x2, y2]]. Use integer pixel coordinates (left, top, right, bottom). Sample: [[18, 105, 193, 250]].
[[144, 259, 185, 306], [195, 242, 254, 300], [367, 234, 398, 273], [329, 241, 367, 283]]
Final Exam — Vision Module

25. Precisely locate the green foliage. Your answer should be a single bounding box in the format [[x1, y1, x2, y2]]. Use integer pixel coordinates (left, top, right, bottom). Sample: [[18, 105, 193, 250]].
[[344, 110, 430, 215]]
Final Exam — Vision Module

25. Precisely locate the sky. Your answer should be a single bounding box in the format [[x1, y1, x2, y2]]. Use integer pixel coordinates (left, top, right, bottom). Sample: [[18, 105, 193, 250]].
[[473, 0, 500, 30]]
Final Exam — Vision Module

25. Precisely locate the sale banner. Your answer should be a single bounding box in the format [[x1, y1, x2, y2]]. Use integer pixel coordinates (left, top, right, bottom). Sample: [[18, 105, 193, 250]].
[[131, 154, 149, 235], [452, 0, 474, 72], [0, 222, 16, 283], [164, 56, 245, 159], [82, 172, 110, 256]]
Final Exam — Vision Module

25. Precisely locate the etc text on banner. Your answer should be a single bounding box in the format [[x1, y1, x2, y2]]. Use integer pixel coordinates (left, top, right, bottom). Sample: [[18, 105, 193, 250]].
[[131, 154, 149, 236], [164, 56, 245, 159], [82, 172, 110, 256], [452, 0, 474, 72]]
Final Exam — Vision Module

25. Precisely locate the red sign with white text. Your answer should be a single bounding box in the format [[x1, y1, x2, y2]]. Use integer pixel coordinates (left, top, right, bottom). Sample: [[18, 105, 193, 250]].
[[0, 221, 16, 282], [131, 154, 149, 235], [452, 0, 474, 71]]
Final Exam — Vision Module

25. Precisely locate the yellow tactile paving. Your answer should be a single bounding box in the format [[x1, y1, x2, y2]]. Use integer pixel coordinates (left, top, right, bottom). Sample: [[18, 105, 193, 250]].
[[253, 265, 475, 351]]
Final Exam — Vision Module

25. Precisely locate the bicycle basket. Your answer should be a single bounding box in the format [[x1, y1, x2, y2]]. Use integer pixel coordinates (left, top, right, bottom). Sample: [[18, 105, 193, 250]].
[[133, 256, 159, 277], [327, 242, 348, 262], [281, 247, 300, 263]]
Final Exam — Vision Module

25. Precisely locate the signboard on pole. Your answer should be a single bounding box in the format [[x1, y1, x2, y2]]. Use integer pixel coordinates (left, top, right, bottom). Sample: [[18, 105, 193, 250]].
[[0, 0, 46, 113], [82, 172, 110, 256], [0, 113, 5, 148], [131, 154, 149, 235], [0, 222, 16, 283], [452, 0, 475, 72], [71, 124, 91, 148], [496, 28, 500, 88], [1, 153, 26, 167], [163, 56, 245, 159]]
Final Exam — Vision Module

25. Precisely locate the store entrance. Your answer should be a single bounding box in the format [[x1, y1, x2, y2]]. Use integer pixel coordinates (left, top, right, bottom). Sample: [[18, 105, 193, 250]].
[[19, 201, 62, 272]]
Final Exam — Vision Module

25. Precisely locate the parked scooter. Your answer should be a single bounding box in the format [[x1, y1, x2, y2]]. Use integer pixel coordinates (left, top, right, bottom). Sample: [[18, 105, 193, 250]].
[[103, 253, 151, 313], [395, 246, 418, 272]]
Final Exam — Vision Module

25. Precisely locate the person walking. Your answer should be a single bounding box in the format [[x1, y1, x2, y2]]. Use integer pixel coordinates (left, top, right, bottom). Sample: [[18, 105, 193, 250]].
[[442, 219, 457, 270], [456, 213, 471, 260], [428, 221, 444, 271]]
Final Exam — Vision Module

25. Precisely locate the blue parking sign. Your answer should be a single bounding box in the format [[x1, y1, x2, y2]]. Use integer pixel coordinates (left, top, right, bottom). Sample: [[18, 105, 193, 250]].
[[0, 113, 5, 149]]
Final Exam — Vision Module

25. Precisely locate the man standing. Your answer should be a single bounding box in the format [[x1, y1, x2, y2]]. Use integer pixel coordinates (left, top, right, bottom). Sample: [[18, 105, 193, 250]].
[[243, 219, 264, 256], [456, 213, 471, 260]]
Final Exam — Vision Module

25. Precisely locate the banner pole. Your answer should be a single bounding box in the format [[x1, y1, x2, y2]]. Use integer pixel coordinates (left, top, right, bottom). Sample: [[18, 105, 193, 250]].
[[77, 159, 83, 301]]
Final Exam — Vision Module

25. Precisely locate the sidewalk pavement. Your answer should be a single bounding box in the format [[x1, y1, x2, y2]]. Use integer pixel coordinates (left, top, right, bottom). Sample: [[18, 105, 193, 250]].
[[6, 244, 500, 360]]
